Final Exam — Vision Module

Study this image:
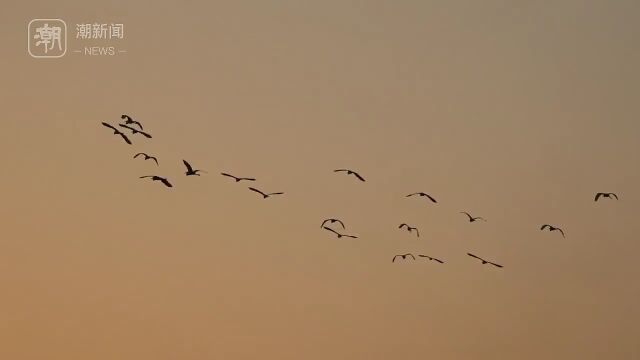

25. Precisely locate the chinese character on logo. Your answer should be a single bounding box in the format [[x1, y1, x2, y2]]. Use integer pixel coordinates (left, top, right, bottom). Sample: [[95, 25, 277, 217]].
[[92, 23, 108, 39], [110, 23, 124, 39], [76, 23, 92, 39], [28, 19, 67, 58]]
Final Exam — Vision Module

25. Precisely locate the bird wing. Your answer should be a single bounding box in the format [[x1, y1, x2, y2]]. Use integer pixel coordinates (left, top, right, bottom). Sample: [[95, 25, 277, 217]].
[[149, 157, 158, 165], [407, 254, 416, 260], [101, 122, 118, 131], [248, 187, 266, 196], [541, 224, 549, 230], [415, 228, 420, 237], [118, 123, 136, 132], [425, 194, 437, 203], [140, 130, 152, 138], [133, 152, 145, 158], [611, 193, 619, 200], [132, 120, 144, 130], [558, 228, 565, 238], [352, 172, 365, 181], [335, 219, 346, 229], [406, 193, 419, 197], [118, 132, 132, 144], [323, 226, 340, 236], [489, 262, 503, 268], [268, 192, 284, 196], [344, 234, 358, 238], [595, 193, 602, 201], [320, 219, 330, 228], [139, 175, 153, 179], [221, 172, 237, 179], [240, 177, 256, 181], [399, 223, 407, 229], [334, 169, 348, 173], [467, 253, 483, 261], [460, 212, 472, 220], [434, 258, 444, 263], [159, 178, 173, 187], [183, 160, 194, 172], [392, 255, 399, 263]]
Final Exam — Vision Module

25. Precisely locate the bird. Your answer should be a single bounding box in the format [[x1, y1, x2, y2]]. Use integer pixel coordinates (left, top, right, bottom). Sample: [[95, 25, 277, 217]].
[[467, 253, 502, 268], [133, 152, 158, 165], [121, 114, 144, 130], [248, 187, 284, 199], [101, 122, 131, 144], [183, 160, 206, 176], [595, 192, 619, 201], [320, 218, 346, 229], [406, 192, 437, 203], [221, 172, 256, 182], [392, 253, 416, 262], [540, 224, 565, 238], [334, 169, 365, 182], [460, 212, 486, 222], [322, 226, 358, 239], [418, 255, 444, 263], [398, 223, 420, 237], [139, 175, 172, 188], [118, 123, 152, 138]]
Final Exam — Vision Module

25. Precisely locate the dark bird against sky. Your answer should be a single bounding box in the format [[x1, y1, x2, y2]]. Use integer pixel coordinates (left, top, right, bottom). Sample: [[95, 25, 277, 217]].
[[118, 123, 152, 138], [248, 187, 284, 199], [101, 122, 132, 145], [406, 192, 437, 203], [139, 175, 172, 188], [322, 226, 358, 239], [595, 192, 619, 201], [121, 114, 144, 130], [467, 253, 503, 268], [334, 169, 365, 182], [392, 253, 416, 262], [540, 224, 565, 238], [183, 160, 206, 176], [320, 218, 346, 229], [221, 173, 256, 182], [133, 152, 158, 166], [460, 212, 486, 222], [398, 223, 420, 237]]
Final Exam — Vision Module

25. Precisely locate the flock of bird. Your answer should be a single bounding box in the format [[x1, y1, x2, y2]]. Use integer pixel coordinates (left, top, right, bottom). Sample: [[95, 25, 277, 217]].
[[101, 115, 620, 269]]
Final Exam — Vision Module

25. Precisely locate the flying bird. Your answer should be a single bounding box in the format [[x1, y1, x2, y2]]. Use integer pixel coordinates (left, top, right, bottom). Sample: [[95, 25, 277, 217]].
[[334, 169, 365, 182], [540, 224, 565, 238], [101, 122, 131, 144], [595, 192, 618, 201], [118, 123, 152, 138], [398, 223, 420, 237], [460, 212, 486, 222], [418, 255, 444, 263], [320, 218, 346, 230], [392, 253, 416, 262], [467, 253, 502, 268], [406, 192, 437, 203], [248, 187, 284, 199], [139, 175, 172, 188], [221, 172, 256, 182], [322, 226, 358, 239], [121, 114, 144, 130], [183, 160, 206, 176], [133, 152, 158, 165]]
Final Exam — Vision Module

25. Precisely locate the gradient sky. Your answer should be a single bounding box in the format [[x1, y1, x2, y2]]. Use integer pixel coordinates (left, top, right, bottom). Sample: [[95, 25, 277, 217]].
[[1, 1, 639, 359]]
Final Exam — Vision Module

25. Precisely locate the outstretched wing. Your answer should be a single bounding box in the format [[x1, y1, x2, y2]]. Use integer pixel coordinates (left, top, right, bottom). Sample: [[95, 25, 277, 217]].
[[159, 178, 173, 188], [595, 193, 602, 201], [434, 258, 444, 264], [414, 228, 420, 237], [460, 211, 472, 220], [489, 262, 503, 268], [335, 219, 346, 229], [611, 193, 619, 200], [139, 175, 153, 179], [183, 160, 194, 172], [267, 192, 284, 196], [558, 228, 565, 238], [407, 253, 416, 260], [221, 172, 237, 179], [352, 172, 365, 182], [540, 224, 549, 230], [240, 177, 256, 181], [323, 226, 340, 236], [334, 169, 348, 173], [139, 130, 152, 138], [406, 193, 419, 197], [467, 253, 483, 261], [248, 187, 266, 197], [133, 152, 145, 158], [149, 156, 158, 165], [131, 120, 144, 130], [392, 255, 400, 263], [118, 132, 132, 144], [320, 219, 330, 228], [425, 194, 437, 203], [399, 223, 407, 229], [101, 122, 117, 131], [344, 234, 358, 239]]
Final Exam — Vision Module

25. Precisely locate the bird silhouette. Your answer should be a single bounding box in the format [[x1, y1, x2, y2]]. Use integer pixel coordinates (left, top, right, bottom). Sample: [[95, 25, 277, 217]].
[[101, 122, 131, 144], [460, 212, 486, 222], [248, 187, 284, 199], [540, 224, 565, 238], [133, 152, 158, 165], [398, 223, 420, 237], [118, 123, 152, 138], [322, 226, 358, 238], [121, 114, 144, 130], [392, 253, 416, 262], [183, 160, 206, 176], [334, 169, 365, 182], [221, 172, 256, 182], [418, 255, 444, 263], [595, 192, 618, 201], [320, 218, 346, 229], [467, 253, 502, 268], [139, 175, 172, 188], [406, 192, 437, 203]]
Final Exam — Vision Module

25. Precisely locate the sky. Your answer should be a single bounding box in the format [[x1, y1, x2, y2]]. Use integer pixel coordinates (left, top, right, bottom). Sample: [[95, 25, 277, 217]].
[[1, 1, 639, 359]]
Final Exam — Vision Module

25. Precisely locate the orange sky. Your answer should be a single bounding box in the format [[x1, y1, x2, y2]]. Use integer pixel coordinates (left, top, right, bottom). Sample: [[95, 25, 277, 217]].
[[1, 1, 639, 359]]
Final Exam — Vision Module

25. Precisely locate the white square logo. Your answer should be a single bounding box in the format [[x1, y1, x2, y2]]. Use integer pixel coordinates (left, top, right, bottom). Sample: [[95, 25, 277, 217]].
[[28, 19, 67, 58]]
